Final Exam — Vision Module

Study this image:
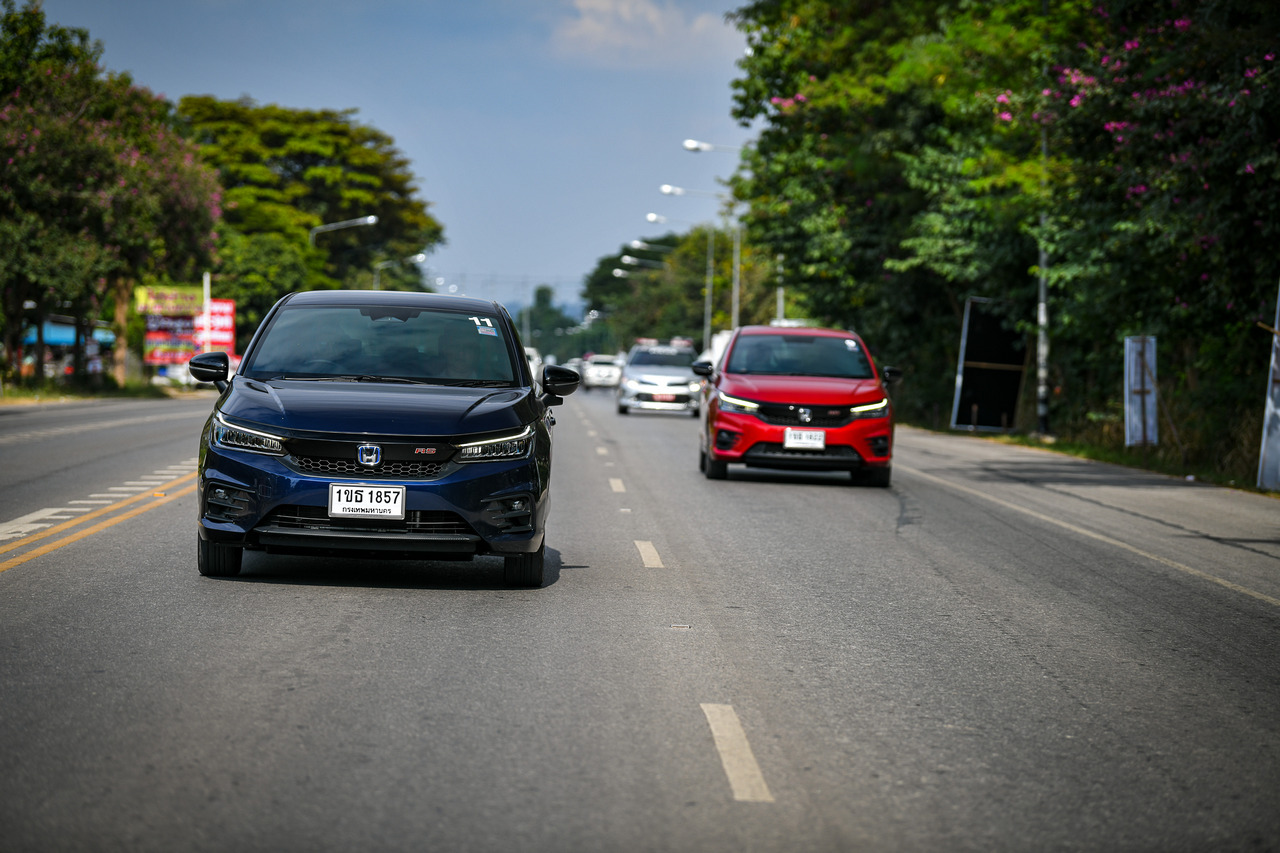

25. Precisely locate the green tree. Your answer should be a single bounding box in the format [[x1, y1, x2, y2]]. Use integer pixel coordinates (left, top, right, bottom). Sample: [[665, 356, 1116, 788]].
[[178, 95, 445, 332], [0, 0, 220, 385]]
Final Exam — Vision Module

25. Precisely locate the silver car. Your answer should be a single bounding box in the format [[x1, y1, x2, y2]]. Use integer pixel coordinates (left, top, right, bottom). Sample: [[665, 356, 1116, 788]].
[[616, 344, 700, 416]]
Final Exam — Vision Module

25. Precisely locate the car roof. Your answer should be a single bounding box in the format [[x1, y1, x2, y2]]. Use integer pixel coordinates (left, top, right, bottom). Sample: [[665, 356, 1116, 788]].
[[281, 289, 504, 314], [735, 324, 859, 339]]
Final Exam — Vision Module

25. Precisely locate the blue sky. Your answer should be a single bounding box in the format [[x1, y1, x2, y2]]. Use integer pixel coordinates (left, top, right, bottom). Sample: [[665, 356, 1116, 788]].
[[38, 0, 754, 314]]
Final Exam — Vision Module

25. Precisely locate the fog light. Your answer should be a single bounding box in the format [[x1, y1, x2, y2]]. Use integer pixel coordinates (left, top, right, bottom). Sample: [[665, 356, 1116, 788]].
[[868, 436, 890, 457], [484, 495, 534, 533], [205, 482, 253, 522], [714, 430, 740, 451]]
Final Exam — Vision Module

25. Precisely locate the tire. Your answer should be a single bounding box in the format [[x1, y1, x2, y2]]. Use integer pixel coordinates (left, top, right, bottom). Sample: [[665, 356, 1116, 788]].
[[503, 542, 545, 587], [689, 408, 700, 418], [197, 534, 243, 577], [852, 465, 892, 488], [703, 451, 728, 480], [617, 402, 629, 415]]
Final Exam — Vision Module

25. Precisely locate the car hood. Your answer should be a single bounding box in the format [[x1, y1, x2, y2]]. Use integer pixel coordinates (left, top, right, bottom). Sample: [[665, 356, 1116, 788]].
[[218, 377, 538, 437], [720, 373, 884, 404]]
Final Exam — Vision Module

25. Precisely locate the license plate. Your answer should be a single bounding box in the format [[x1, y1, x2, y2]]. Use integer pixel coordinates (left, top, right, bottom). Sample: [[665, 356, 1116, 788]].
[[652, 393, 676, 402], [328, 484, 405, 520], [784, 428, 826, 450]]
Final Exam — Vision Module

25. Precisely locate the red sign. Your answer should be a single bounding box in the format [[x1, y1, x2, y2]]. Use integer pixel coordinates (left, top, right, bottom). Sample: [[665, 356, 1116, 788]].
[[194, 299, 236, 353]]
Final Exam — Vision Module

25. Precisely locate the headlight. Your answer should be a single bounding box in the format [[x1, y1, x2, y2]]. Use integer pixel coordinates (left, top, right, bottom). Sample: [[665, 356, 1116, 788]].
[[457, 425, 534, 462], [212, 414, 285, 455], [688, 380, 702, 393], [623, 378, 645, 391], [717, 392, 759, 415], [850, 398, 889, 419]]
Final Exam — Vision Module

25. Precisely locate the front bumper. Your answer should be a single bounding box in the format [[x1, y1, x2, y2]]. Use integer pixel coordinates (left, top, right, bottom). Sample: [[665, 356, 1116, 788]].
[[706, 409, 892, 471], [617, 385, 698, 412], [197, 446, 547, 559]]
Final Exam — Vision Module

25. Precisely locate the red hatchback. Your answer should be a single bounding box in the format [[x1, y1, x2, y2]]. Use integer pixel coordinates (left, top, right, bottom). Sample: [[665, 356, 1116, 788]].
[[693, 325, 899, 486]]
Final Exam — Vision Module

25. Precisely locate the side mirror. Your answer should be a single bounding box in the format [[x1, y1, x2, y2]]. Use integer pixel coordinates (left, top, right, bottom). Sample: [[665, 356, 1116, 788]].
[[880, 364, 903, 386], [692, 360, 714, 377], [541, 364, 580, 403], [189, 351, 230, 392]]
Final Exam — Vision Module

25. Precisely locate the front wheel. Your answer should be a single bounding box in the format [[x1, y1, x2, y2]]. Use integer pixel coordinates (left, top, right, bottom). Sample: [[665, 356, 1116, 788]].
[[197, 535, 243, 577], [702, 450, 727, 480], [503, 542, 545, 587]]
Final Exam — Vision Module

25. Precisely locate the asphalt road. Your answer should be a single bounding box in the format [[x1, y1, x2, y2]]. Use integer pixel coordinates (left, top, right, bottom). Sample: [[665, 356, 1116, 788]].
[[1, 390, 1277, 852]]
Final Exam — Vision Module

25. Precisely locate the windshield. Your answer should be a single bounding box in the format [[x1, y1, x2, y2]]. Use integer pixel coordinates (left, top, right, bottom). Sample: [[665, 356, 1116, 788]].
[[628, 347, 696, 368], [725, 334, 874, 379], [242, 305, 518, 385]]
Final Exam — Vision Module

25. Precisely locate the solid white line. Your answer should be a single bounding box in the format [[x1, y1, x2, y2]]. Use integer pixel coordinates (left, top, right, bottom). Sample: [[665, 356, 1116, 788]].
[[610, 478, 626, 493], [701, 704, 775, 803], [898, 463, 1280, 609], [634, 540, 664, 568], [69, 500, 113, 505]]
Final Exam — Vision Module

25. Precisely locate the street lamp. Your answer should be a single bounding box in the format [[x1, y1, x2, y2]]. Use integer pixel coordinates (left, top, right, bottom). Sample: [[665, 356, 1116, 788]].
[[660, 184, 743, 330], [647, 213, 716, 352], [682, 139, 741, 153], [620, 254, 665, 270], [372, 252, 426, 290], [308, 214, 378, 246]]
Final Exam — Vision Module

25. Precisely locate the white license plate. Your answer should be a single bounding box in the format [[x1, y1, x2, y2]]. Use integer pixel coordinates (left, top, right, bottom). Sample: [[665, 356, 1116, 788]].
[[328, 484, 405, 520], [784, 428, 826, 450]]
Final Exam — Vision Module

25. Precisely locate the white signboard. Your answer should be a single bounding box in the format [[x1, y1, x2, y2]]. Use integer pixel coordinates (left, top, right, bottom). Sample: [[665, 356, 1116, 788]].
[[1124, 336, 1158, 447], [1257, 291, 1280, 490]]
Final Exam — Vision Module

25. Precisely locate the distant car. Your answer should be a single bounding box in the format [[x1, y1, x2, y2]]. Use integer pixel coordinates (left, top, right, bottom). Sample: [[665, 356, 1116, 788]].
[[693, 325, 899, 485], [187, 289, 580, 586], [615, 343, 700, 416], [580, 353, 622, 390]]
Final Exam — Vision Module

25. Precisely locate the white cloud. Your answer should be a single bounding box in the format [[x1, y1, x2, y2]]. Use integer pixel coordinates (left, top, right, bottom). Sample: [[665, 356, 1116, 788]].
[[550, 0, 743, 69]]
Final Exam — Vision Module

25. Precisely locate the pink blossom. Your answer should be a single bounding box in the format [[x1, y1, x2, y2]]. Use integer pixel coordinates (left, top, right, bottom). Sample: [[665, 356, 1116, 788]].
[[1070, 95, 1083, 108], [1246, 163, 1256, 174], [1124, 39, 1141, 50], [996, 92, 1010, 104], [998, 111, 1013, 121], [1173, 18, 1190, 30]]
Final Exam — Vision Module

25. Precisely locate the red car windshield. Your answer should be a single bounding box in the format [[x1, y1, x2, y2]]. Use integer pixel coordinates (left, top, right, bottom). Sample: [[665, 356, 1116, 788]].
[[726, 334, 874, 379]]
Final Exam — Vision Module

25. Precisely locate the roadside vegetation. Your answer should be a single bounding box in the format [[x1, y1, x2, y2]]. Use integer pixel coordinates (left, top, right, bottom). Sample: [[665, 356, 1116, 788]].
[[1, 0, 1276, 486]]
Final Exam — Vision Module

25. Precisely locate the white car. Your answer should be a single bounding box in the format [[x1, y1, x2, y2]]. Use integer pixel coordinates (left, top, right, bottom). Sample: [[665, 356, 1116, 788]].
[[615, 343, 700, 416], [580, 353, 622, 389]]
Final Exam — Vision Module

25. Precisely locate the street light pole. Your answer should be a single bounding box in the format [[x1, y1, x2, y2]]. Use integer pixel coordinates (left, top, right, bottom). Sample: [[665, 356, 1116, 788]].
[[308, 214, 378, 247], [372, 252, 426, 290]]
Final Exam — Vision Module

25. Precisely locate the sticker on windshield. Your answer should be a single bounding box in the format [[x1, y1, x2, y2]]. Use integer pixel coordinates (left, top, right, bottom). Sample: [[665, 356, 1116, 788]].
[[477, 327, 497, 336], [844, 339, 860, 350]]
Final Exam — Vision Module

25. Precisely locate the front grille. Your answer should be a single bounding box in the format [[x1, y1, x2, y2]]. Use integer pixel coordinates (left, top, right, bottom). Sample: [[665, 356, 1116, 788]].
[[638, 392, 692, 403], [746, 443, 862, 461], [756, 402, 852, 428], [264, 505, 472, 535], [290, 455, 447, 480]]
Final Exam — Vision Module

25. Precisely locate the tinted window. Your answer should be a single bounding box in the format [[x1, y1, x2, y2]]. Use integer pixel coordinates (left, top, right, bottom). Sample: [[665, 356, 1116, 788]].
[[726, 335, 873, 379], [243, 306, 517, 384], [628, 347, 696, 367]]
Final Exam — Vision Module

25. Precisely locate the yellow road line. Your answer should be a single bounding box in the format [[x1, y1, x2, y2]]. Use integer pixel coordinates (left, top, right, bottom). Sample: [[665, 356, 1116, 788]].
[[701, 703, 774, 803], [898, 464, 1280, 609], [0, 483, 198, 574], [0, 471, 198, 556]]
